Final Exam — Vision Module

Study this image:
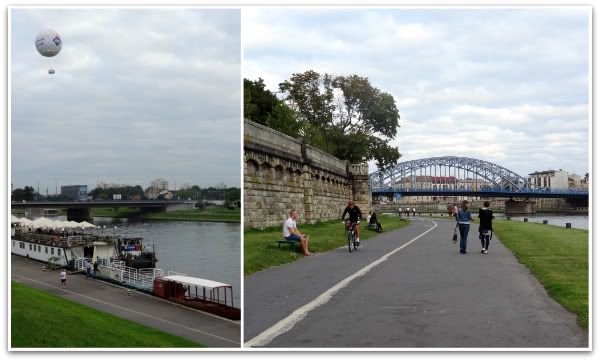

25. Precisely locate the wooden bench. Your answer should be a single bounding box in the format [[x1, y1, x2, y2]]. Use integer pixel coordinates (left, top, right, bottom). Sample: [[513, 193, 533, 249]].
[[276, 238, 299, 250]]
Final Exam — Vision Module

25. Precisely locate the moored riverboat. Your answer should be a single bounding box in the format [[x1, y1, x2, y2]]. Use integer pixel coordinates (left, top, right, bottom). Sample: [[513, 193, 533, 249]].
[[153, 275, 240, 320], [11, 218, 157, 270]]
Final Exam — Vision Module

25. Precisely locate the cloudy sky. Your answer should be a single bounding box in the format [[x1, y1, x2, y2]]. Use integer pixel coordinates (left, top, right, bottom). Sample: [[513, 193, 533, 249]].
[[244, 7, 589, 178], [11, 8, 241, 192]]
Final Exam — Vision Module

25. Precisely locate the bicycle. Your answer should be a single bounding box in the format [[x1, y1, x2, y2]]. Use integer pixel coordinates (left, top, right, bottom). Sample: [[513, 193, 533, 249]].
[[344, 220, 360, 252]]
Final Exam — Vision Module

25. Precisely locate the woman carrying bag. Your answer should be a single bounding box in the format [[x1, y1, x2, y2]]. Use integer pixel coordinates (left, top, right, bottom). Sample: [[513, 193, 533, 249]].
[[456, 200, 473, 254]]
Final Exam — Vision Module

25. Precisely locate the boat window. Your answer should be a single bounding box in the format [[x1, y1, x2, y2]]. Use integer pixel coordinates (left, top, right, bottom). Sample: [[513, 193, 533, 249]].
[[29, 244, 32, 250], [45, 247, 48, 254], [57, 249, 61, 256], [20, 242, 24, 249], [38, 245, 41, 252], [51, 248, 54, 255]]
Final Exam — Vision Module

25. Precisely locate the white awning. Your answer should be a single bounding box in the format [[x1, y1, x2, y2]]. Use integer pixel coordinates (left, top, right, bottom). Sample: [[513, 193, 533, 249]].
[[162, 275, 231, 289], [80, 221, 96, 228]]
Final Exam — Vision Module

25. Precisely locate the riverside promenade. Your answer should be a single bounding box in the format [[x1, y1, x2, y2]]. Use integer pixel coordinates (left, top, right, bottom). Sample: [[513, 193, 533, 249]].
[[244, 218, 587, 348], [11, 255, 240, 348]]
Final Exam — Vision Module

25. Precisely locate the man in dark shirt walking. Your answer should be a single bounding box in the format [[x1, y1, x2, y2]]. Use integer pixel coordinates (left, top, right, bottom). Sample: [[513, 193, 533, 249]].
[[342, 200, 363, 246], [478, 201, 494, 254]]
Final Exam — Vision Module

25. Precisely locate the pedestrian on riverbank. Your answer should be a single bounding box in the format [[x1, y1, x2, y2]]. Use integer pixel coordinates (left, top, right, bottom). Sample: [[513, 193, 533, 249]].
[[60, 269, 67, 288], [283, 209, 313, 256], [84, 260, 92, 278], [478, 201, 494, 254], [456, 200, 473, 254], [452, 203, 459, 220]]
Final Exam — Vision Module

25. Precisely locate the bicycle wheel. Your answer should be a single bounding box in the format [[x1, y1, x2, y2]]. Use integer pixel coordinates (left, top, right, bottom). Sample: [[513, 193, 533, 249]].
[[347, 230, 353, 253], [352, 232, 358, 251]]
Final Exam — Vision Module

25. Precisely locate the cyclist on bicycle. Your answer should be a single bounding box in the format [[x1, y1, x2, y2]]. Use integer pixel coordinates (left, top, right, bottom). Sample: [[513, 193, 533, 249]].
[[341, 200, 363, 246]]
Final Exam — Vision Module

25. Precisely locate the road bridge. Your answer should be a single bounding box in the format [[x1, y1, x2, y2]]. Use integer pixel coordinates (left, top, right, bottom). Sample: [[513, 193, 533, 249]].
[[11, 200, 196, 221]]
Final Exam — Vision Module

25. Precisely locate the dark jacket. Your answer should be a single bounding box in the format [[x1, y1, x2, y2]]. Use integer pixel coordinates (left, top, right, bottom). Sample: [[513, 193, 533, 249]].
[[369, 212, 378, 224], [478, 207, 493, 232], [342, 206, 362, 222]]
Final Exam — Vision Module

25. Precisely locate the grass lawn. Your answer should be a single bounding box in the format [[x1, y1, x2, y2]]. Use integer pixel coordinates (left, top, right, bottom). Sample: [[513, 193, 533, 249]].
[[92, 207, 240, 223], [11, 282, 202, 348], [244, 215, 410, 275], [493, 220, 588, 329]]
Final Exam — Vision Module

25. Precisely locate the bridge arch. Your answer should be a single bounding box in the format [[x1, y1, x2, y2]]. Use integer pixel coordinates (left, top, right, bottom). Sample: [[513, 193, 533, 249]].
[[370, 156, 534, 192]]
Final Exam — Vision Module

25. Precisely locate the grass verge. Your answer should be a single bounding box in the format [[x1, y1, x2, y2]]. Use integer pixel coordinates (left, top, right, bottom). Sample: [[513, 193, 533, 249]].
[[92, 207, 240, 223], [11, 282, 202, 348], [244, 215, 410, 275], [493, 220, 588, 330]]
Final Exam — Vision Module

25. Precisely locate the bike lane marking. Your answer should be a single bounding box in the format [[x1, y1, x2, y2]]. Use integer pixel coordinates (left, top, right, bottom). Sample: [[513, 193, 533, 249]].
[[245, 220, 438, 347]]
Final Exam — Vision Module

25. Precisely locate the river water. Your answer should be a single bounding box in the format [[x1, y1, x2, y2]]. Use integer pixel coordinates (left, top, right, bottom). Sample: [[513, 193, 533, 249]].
[[497, 214, 589, 230], [53, 216, 241, 305]]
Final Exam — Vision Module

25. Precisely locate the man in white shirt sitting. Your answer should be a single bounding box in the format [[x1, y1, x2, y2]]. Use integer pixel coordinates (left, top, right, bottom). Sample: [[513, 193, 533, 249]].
[[283, 209, 313, 256]]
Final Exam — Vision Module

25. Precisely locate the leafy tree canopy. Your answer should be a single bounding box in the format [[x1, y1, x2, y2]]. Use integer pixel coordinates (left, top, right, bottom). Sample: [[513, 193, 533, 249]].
[[279, 70, 401, 170], [245, 71, 401, 170]]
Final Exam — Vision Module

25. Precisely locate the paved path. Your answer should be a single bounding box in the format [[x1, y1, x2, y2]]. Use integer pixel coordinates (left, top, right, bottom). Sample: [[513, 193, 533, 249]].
[[244, 218, 587, 348], [11, 255, 240, 348]]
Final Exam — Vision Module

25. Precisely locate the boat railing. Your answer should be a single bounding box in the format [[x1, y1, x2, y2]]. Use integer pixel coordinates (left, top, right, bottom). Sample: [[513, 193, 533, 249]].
[[75, 257, 161, 292]]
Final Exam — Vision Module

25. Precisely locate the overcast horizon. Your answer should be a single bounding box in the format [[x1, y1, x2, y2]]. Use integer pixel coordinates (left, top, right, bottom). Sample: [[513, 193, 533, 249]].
[[244, 7, 589, 178], [11, 8, 241, 194]]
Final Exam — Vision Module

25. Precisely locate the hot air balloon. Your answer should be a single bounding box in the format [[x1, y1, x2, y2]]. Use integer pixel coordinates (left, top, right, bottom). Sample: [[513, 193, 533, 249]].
[[35, 29, 62, 74]]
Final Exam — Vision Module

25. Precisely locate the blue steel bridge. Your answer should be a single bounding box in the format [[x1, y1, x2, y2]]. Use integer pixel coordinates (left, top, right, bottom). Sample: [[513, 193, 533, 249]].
[[370, 156, 588, 199]]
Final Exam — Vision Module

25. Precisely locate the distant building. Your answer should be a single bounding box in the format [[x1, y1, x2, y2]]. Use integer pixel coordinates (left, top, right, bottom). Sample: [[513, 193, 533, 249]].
[[568, 173, 588, 189], [61, 185, 88, 201], [144, 178, 169, 199], [151, 178, 169, 191], [158, 190, 174, 200], [528, 170, 569, 189]]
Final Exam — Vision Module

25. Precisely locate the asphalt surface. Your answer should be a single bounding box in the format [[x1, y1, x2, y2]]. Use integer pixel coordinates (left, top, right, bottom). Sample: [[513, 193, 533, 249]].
[[244, 218, 588, 348], [11, 255, 240, 348]]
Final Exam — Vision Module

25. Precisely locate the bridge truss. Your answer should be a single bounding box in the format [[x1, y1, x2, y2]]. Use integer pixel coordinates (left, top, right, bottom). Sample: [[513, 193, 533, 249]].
[[370, 156, 534, 192]]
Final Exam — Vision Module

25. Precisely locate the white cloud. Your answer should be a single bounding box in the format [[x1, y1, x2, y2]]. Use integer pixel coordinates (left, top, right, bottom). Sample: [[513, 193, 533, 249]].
[[245, 8, 589, 177], [11, 8, 241, 190]]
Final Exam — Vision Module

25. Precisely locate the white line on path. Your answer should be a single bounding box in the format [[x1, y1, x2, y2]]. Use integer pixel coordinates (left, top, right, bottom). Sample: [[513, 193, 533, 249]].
[[245, 220, 438, 347], [12, 274, 240, 346]]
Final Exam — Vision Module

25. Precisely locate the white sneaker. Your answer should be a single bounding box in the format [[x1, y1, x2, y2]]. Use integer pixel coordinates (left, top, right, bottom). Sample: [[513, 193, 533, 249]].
[[483, 250, 488, 254]]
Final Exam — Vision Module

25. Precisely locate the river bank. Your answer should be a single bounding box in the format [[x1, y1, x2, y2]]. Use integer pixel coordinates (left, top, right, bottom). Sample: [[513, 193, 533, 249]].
[[493, 220, 588, 329], [91, 207, 240, 223]]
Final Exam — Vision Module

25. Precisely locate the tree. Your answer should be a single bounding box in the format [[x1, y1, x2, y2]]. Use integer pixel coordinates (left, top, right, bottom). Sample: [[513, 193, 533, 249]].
[[244, 78, 279, 125], [265, 102, 303, 138], [279, 70, 401, 170], [23, 186, 35, 201], [12, 188, 25, 201]]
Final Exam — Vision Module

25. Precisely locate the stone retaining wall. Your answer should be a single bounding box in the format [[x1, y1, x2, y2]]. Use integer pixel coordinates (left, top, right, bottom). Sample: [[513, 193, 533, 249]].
[[244, 120, 370, 229]]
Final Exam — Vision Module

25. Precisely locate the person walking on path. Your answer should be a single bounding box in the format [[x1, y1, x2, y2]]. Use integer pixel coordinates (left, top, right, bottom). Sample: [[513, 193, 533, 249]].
[[283, 210, 313, 256], [478, 201, 494, 254], [84, 260, 92, 278], [59, 269, 67, 288], [452, 203, 459, 220], [456, 200, 473, 254]]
